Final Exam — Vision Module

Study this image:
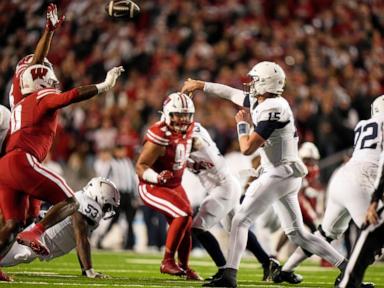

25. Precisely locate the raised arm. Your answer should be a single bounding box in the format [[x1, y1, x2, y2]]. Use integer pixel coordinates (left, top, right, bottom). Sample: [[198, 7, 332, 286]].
[[72, 211, 108, 278], [31, 4, 65, 65], [39, 66, 124, 112], [181, 78, 249, 107]]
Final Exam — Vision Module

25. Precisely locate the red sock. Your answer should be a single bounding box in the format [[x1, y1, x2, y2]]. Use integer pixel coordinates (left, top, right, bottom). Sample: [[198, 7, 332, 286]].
[[177, 217, 192, 269], [163, 217, 189, 261], [32, 223, 45, 235]]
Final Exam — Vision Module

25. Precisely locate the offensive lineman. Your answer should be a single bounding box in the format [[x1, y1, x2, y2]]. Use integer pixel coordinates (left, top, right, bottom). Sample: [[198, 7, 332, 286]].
[[0, 63, 124, 260], [274, 96, 384, 287], [188, 123, 275, 283], [0, 177, 120, 279], [181, 61, 348, 288], [136, 93, 201, 280]]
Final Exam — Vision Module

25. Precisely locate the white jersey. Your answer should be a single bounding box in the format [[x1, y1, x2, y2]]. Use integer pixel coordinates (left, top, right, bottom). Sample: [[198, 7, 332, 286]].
[[0, 191, 103, 266], [41, 192, 102, 260], [190, 123, 231, 190], [252, 97, 300, 168], [0, 105, 10, 151], [350, 114, 384, 165]]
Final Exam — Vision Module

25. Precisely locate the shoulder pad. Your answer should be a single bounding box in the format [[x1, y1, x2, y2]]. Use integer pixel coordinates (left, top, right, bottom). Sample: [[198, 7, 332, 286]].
[[36, 88, 61, 100], [145, 121, 169, 146], [75, 192, 103, 226]]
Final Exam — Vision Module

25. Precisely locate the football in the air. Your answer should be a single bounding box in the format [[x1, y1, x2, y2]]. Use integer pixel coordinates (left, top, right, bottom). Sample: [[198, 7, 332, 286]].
[[105, 0, 140, 19]]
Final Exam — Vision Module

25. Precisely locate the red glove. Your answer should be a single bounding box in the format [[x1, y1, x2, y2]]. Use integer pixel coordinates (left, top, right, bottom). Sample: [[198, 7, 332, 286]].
[[45, 3, 65, 31], [158, 170, 174, 184], [187, 159, 214, 173]]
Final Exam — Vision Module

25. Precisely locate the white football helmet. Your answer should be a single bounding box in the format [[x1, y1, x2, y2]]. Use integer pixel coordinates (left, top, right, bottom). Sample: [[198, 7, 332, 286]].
[[371, 95, 384, 117], [299, 142, 320, 160], [83, 177, 120, 219], [247, 61, 286, 97], [20, 64, 59, 95], [19, 54, 53, 70], [163, 92, 195, 132]]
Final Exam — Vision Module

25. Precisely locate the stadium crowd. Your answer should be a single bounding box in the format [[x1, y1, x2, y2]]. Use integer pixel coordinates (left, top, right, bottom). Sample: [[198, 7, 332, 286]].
[[0, 0, 384, 185]]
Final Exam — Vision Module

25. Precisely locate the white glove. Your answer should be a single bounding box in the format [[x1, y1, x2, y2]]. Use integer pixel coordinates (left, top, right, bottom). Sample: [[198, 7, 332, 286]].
[[96, 66, 125, 93], [85, 268, 110, 279]]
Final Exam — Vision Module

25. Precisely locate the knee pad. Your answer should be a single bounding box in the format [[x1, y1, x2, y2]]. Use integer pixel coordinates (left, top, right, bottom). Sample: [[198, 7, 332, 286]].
[[232, 213, 252, 230], [286, 229, 307, 247]]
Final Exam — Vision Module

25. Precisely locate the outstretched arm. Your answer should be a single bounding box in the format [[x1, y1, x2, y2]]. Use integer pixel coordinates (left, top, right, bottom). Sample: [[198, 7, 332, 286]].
[[72, 212, 108, 278], [181, 78, 248, 107], [39, 66, 124, 111], [31, 3, 65, 65]]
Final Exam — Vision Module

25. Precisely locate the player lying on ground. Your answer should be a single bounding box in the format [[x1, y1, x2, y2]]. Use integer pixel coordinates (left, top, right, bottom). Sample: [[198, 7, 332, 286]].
[[0, 62, 124, 273], [0, 178, 120, 279], [136, 93, 201, 280], [188, 123, 278, 283], [182, 62, 348, 288], [271, 96, 384, 287]]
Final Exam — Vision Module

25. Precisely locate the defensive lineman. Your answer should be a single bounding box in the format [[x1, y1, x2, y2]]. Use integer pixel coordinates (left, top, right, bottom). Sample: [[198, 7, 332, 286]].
[[0, 177, 119, 279], [189, 124, 273, 283], [273, 96, 384, 286], [182, 61, 347, 287]]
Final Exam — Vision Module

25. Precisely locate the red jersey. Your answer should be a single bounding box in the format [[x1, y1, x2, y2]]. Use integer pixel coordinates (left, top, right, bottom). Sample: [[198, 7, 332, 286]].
[[10, 55, 33, 109], [141, 121, 194, 188], [6, 88, 80, 162]]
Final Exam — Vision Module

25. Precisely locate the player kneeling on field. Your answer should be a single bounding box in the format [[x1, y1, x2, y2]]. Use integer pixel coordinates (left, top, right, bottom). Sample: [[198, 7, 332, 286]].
[[0, 177, 120, 279]]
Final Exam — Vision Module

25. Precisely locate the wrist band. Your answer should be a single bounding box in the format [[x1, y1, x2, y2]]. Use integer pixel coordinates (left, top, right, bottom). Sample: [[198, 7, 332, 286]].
[[143, 168, 159, 184], [237, 121, 250, 137], [95, 82, 108, 94]]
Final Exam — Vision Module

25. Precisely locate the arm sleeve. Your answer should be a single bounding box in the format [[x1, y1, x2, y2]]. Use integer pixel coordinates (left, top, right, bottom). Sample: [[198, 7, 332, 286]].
[[204, 82, 248, 107], [372, 169, 384, 202], [37, 88, 80, 112]]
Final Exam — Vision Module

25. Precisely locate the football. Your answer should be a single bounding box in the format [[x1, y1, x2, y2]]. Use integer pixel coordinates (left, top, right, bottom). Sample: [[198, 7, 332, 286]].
[[105, 0, 140, 19]]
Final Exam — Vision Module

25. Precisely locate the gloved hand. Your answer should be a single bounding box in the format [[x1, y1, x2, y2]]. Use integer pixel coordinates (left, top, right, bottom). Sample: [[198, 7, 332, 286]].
[[158, 170, 174, 184], [45, 3, 65, 31], [96, 66, 125, 93]]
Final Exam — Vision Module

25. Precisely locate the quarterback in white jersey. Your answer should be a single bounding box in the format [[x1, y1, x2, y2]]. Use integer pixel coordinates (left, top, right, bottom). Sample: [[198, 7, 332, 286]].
[[277, 96, 384, 287], [0, 105, 10, 152], [182, 61, 347, 288], [0, 177, 120, 279]]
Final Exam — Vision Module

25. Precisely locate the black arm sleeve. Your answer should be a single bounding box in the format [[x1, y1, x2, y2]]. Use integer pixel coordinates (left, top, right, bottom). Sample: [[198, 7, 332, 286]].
[[243, 95, 250, 108], [254, 120, 290, 140], [372, 168, 384, 203]]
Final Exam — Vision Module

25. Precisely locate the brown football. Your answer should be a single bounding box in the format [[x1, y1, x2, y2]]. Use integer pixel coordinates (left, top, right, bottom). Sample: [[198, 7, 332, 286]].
[[105, 0, 140, 19]]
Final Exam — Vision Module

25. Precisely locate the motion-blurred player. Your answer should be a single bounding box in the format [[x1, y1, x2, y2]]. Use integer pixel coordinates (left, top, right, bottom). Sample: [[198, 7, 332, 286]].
[[0, 178, 119, 279], [136, 93, 201, 280]]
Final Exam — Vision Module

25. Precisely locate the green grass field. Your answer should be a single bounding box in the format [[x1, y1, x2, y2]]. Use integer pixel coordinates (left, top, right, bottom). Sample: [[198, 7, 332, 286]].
[[1, 251, 383, 287]]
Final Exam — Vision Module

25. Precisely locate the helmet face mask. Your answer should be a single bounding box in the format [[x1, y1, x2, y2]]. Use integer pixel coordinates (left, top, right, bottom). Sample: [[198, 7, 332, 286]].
[[20, 64, 60, 95], [83, 177, 120, 220], [246, 61, 286, 98], [163, 93, 195, 133]]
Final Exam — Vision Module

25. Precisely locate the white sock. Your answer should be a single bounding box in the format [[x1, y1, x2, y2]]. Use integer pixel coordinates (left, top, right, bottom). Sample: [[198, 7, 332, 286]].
[[282, 247, 308, 272]]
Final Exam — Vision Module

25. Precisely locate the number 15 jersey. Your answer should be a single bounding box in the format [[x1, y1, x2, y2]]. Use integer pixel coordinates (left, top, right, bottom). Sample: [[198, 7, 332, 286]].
[[141, 121, 194, 188], [351, 114, 384, 164]]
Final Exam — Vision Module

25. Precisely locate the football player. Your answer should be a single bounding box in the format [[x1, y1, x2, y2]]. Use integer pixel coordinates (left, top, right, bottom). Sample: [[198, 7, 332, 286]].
[[337, 170, 384, 287], [182, 62, 347, 288], [10, 3, 64, 109], [0, 62, 124, 266], [0, 177, 119, 279], [189, 123, 276, 283], [274, 96, 384, 287], [136, 93, 201, 280]]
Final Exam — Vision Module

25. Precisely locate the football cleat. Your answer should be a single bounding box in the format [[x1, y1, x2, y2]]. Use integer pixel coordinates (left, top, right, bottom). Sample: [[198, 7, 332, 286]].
[[203, 268, 237, 288], [184, 268, 203, 281], [160, 259, 184, 276], [263, 257, 280, 281], [16, 230, 50, 256], [0, 270, 12, 282], [205, 268, 225, 281], [272, 266, 303, 284], [334, 273, 375, 288]]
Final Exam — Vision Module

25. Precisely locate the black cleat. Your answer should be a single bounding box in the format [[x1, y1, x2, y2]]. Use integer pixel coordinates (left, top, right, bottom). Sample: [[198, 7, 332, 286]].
[[272, 266, 303, 284], [262, 258, 280, 281], [205, 269, 225, 281], [334, 274, 375, 288], [203, 268, 237, 288]]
